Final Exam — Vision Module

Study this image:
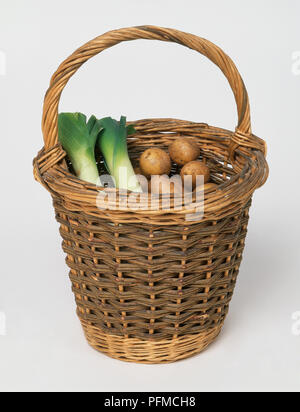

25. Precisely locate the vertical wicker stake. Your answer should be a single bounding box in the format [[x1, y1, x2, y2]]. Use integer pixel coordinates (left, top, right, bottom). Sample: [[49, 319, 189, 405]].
[[33, 26, 268, 363], [148, 228, 155, 336]]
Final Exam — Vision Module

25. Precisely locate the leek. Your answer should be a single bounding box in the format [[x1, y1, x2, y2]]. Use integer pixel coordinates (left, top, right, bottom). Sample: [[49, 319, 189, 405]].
[[58, 113, 102, 185], [98, 116, 142, 192]]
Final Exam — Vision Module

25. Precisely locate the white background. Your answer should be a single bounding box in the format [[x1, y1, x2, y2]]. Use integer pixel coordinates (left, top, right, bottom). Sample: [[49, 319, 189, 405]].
[[0, 0, 299, 392]]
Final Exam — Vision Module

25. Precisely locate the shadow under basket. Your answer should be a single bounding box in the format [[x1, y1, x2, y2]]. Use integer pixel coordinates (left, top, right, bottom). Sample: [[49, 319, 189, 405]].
[[33, 26, 268, 364]]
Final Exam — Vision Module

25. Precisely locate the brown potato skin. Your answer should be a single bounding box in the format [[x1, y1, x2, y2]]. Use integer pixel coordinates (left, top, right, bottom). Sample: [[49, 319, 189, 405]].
[[140, 148, 172, 177], [180, 161, 210, 188], [169, 138, 200, 166]]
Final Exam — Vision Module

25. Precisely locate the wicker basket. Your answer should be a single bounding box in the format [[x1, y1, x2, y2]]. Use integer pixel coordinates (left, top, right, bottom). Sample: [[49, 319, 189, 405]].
[[33, 26, 268, 364]]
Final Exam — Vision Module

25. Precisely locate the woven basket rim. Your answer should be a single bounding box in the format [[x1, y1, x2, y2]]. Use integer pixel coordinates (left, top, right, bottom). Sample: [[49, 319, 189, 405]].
[[33, 118, 268, 224]]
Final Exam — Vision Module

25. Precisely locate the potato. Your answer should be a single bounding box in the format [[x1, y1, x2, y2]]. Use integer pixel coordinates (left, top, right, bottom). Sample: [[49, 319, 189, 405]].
[[169, 138, 200, 166], [180, 161, 210, 189], [140, 148, 171, 177], [149, 175, 183, 195]]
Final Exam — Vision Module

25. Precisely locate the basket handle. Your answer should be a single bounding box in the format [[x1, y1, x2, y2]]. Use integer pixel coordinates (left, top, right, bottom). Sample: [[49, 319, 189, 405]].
[[42, 25, 252, 153]]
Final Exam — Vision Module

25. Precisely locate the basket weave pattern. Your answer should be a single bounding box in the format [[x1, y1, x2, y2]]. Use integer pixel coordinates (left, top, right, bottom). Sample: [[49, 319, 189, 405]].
[[33, 26, 268, 363], [55, 194, 250, 340]]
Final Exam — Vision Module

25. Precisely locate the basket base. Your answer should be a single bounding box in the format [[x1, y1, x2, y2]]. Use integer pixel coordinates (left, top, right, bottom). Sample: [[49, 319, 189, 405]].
[[80, 320, 223, 364]]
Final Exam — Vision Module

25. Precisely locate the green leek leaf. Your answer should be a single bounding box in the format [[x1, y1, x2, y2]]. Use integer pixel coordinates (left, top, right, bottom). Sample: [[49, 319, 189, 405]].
[[98, 116, 142, 192], [58, 112, 102, 185]]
